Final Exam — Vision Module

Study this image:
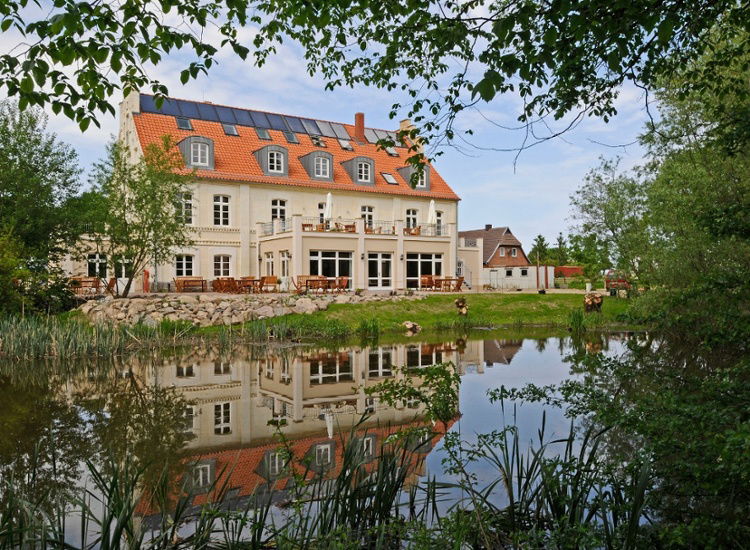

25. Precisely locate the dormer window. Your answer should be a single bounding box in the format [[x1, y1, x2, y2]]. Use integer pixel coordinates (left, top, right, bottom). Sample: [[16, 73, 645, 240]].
[[357, 161, 371, 183], [314, 156, 330, 178], [176, 117, 193, 130], [415, 170, 427, 188], [191, 142, 209, 166], [268, 150, 284, 173]]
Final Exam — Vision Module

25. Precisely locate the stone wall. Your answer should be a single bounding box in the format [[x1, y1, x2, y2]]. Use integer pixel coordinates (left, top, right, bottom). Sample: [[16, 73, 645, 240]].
[[77, 293, 426, 327]]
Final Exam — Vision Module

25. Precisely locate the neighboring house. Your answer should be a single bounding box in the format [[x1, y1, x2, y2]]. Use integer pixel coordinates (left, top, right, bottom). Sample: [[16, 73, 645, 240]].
[[64, 92, 462, 291], [457, 225, 554, 289]]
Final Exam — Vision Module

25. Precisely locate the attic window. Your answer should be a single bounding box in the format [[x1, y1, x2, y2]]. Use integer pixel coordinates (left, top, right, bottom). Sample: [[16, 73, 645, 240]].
[[310, 135, 326, 147], [256, 127, 271, 140], [385, 146, 398, 157], [382, 173, 398, 185], [223, 124, 239, 136], [338, 138, 353, 151], [283, 131, 299, 144], [176, 117, 193, 130]]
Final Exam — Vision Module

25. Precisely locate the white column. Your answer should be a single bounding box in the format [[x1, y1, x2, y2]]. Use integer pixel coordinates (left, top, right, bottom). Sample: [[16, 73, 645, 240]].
[[448, 222, 458, 277], [395, 220, 405, 290], [355, 218, 366, 289], [291, 215, 303, 278]]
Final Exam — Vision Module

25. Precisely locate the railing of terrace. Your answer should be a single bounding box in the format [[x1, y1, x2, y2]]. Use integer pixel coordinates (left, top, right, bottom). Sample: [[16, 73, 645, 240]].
[[417, 223, 450, 237], [364, 220, 396, 235], [260, 222, 274, 236], [300, 217, 358, 233]]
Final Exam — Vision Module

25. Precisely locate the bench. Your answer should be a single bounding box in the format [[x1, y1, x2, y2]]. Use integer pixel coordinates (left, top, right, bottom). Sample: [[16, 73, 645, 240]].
[[174, 277, 207, 292]]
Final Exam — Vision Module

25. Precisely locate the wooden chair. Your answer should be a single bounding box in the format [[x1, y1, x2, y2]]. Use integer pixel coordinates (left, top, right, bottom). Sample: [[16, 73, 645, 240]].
[[335, 276, 350, 293], [452, 276, 464, 292], [213, 277, 238, 293], [238, 277, 260, 293], [260, 275, 279, 293], [105, 278, 117, 296], [344, 223, 356, 233], [302, 223, 313, 232], [70, 276, 101, 295], [420, 275, 434, 290]]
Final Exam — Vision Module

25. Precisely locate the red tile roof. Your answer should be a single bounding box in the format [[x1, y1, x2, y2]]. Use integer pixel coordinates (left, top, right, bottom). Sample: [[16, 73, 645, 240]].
[[459, 226, 526, 263], [131, 105, 460, 201]]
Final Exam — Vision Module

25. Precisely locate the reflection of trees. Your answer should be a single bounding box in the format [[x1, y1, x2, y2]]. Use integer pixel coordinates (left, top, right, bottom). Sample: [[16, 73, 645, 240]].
[[0, 377, 88, 514], [75, 373, 194, 495]]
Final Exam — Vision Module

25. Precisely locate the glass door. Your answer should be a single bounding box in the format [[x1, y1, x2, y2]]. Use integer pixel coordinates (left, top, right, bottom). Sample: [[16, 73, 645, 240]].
[[367, 253, 392, 289]]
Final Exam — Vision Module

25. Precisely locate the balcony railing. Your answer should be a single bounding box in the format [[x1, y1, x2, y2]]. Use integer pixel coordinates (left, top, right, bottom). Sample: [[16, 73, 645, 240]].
[[364, 220, 396, 235], [463, 238, 478, 247], [301, 217, 358, 233], [260, 222, 274, 236], [403, 223, 450, 237]]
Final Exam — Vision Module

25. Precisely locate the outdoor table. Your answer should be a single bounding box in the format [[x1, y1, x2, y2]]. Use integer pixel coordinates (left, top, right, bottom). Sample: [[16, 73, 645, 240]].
[[238, 278, 261, 293], [306, 278, 332, 293]]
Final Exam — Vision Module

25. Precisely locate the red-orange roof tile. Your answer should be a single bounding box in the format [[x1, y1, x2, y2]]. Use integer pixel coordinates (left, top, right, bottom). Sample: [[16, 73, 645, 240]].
[[131, 110, 460, 200]]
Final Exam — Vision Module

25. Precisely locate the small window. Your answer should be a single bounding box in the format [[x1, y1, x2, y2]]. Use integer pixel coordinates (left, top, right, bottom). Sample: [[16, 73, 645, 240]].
[[280, 250, 291, 277], [314, 156, 330, 178], [521, 268, 528, 276], [415, 169, 427, 188], [213, 195, 230, 226], [382, 173, 398, 185], [318, 202, 326, 223], [268, 151, 284, 173], [511, 248, 518, 257], [176, 117, 193, 130], [505, 269, 513, 277], [385, 146, 398, 157], [214, 402, 231, 435], [87, 253, 107, 278], [176, 255, 194, 277], [271, 199, 286, 220], [264, 252, 274, 276], [193, 464, 211, 488], [177, 192, 193, 225], [191, 142, 209, 166], [223, 123, 239, 136], [256, 127, 271, 140], [214, 255, 230, 276], [283, 131, 299, 144], [310, 135, 326, 147], [338, 138, 353, 151], [315, 444, 332, 466], [176, 365, 194, 378], [406, 209, 418, 228], [357, 161, 371, 183]]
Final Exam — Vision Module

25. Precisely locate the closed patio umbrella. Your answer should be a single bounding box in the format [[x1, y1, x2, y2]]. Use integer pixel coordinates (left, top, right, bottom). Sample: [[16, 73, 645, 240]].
[[325, 411, 334, 439], [426, 199, 437, 225], [324, 192, 333, 220]]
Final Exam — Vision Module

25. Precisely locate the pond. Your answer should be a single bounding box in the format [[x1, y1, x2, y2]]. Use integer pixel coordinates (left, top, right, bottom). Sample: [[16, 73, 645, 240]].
[[0, 331, 634, 546]]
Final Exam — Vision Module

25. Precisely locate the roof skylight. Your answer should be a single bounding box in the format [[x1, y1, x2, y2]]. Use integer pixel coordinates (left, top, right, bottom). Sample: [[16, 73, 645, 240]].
[[255, 127, 271, 140], [310, 135, 326, 147], [382, 173, 398, 185], [338, 139, 353, 151], [283, 131, 299, 144], [176, 117, 193, 130], [223, 123, 239, 136]]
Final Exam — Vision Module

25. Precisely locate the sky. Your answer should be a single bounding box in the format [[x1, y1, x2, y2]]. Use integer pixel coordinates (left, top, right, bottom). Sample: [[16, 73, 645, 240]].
[[1, 16, 651, 249]]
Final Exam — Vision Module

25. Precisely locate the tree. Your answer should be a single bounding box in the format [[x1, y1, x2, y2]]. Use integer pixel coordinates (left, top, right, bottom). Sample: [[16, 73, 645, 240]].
[[569, 157, 649, 277], [0, 1, 747, 154], [567, 233, 610, 282], [87, 137, 193, 297], [529, 234, 549, 265], [0, 228, 24, 313], [555, 233, 568, 265], [0, 101, 81, 260]]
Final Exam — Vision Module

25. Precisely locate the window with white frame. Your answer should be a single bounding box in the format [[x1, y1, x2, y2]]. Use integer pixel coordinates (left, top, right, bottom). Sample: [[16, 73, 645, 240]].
[[176, 365, 194, 378], [511, 248, 518, 257], [406, 253, 443, 288], [315, 443, 332, 466], [362, 436, 375, 457], [309, 352, 353, 385], [368, 347, 393, 378], [214, 361, 230, 375], [183, 405, 196, 431], [213, 195, 229, 226], [318, 202, 326, 223], [271, 199, 286, 220], [314, 156, 330, 178], [309, 251, 352, 283], [191, 142, 209, 166], [280, 251, 290, 277], [361, 205, 374, 228], [193, 463, 212, 488], [406, 209, 418, 229], [499, 247, 506, 257], [175, 254, 194, 277], [113, 256, 132, 278], [415, 169, 427, 188], [214, 402, 231, 435], [178, 192, 193, 224], [268, 150, 284, 173], [264, 252, 274, 276], [267, 451, 285, 476], [357, 161, 371, 182], [213, 255, 230, 277], [87, 253, 107, 278], [435, 211, 443, 235]]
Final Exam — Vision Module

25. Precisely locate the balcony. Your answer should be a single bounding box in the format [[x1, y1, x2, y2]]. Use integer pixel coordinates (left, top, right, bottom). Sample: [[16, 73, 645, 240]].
[[257, 216, 453, 240]]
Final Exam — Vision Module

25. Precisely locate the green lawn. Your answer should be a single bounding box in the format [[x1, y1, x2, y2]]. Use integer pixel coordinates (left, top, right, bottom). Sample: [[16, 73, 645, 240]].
[[297, 292, 633, 333]]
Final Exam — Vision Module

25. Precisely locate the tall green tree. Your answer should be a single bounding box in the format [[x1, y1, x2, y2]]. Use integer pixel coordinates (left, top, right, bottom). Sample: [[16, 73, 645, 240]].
[[0, 101, 81, 260], [528, 235, 549, 264], [87, 137, 193, 297], [555, 232, 568, 265]]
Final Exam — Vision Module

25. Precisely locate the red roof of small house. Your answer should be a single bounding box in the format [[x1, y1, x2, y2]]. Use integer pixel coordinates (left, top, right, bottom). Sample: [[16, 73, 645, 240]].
[[459, 225, 525, 263], [130, 95, 460, 201]]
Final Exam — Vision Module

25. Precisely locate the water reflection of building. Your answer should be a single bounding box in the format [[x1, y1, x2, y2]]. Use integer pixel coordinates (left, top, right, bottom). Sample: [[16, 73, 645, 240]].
[[482, 339, 523, 366]]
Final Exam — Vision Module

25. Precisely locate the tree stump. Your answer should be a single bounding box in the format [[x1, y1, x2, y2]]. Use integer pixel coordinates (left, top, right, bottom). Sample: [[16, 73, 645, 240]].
[[584, 292, 603, 313], [454, 297, 468, 316]]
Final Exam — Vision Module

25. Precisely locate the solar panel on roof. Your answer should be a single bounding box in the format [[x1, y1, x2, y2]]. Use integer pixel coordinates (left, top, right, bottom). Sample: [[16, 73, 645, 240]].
[[250, 111, 271, 128], [232, 109, 254, 126], [140, 95, 157, 112], [301, 119, 321, 135], [215, 106, 237, 124], [386, 131, 398, 142], [374, 129, 390, 141], [364, 128, 379, 143], [315, 120, 337, 138], [331, 123, 351, 140], [284, 116, 305, 133], [266, 113, 288, 131], [146, 97, 181, 116], [175, 100, 199, 118], [197, 103, 220, 121]]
